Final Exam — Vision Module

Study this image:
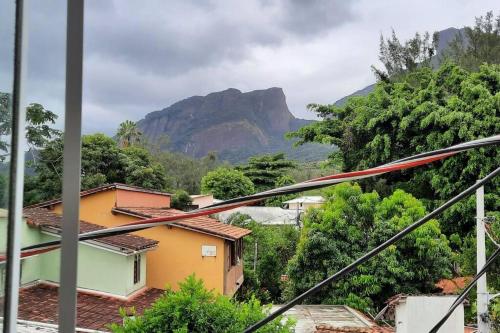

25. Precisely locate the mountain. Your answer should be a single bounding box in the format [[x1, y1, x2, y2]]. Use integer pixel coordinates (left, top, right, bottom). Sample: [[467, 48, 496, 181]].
[[334, 27, 465, 107], [138, 88, 332, 163]]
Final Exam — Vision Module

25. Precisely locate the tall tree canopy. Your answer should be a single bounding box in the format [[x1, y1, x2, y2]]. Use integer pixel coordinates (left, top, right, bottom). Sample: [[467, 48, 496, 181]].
[[25, 133, 170, 204], [116, 120, 142, 148], [287, 63, 500, 235], [284, 183, 452, 312], [201, 167, 255, 200], [373, 30, 439, 80], [445, 11, 500, 71], [0, 94, 60, 157], [239, 153, 295, 192]]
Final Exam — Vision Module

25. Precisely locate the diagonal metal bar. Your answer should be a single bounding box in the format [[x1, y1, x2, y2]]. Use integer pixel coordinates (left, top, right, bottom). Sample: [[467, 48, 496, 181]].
[[243, 167, 500, 332]]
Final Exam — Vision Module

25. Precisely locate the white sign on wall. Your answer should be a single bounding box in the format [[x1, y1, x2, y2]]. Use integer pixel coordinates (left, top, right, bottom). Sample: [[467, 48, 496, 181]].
[[201, 245, 217, 257]]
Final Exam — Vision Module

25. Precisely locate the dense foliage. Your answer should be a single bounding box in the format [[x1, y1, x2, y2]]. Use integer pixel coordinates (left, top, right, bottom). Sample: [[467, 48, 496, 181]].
[[170, 189, 193, 211], [229, 214, 299, 302], [24, 133, 170, 204], [109, 275, 294, 333], [288, 63, 500, 235], [239, 153, 295, 192], [156, 151, 221, 194], [284, 183, 452, 312], [445, 11, 500, 71], [201, 167, 255, 200]]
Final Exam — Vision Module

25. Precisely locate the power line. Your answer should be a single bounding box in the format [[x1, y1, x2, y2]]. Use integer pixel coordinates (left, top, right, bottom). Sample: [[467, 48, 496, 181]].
[[242, 167, 500, 333], [8, 135, 500, 260], [429, 247, 500, 333]]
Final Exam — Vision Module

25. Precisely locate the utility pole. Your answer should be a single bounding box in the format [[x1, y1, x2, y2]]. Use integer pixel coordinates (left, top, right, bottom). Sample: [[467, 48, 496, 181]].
[[253, 241, 258, 272], [476, 184, 490, 333]]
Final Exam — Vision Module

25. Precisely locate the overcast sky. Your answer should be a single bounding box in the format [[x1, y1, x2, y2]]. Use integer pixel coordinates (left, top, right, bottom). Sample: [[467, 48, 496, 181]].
[[1, 0, 498, 135]]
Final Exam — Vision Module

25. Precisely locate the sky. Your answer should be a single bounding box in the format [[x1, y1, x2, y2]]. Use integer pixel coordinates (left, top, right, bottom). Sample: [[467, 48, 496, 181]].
[[1, 0, 499, 135]]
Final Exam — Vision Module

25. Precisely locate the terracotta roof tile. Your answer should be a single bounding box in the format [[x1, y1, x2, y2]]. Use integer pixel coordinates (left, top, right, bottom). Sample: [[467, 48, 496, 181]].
[[24, 208, 158, 253], [0, 283, 163, 331], [114, 207, 251, 240], [435, 277, 472, 294]]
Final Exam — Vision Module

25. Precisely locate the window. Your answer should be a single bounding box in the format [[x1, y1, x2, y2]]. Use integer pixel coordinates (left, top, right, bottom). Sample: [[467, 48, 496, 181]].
[[133, 254, 141, 284], [230, 239, 243, 266]]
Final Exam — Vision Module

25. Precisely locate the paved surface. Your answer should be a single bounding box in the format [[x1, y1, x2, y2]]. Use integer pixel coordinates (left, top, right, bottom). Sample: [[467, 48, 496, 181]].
[[270, 305, 373, 333]]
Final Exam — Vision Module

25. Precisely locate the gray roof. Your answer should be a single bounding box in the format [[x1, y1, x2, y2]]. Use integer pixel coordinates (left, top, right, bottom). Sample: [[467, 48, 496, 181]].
[[216, 206, 299, 226], [270, 305, 374, 333]]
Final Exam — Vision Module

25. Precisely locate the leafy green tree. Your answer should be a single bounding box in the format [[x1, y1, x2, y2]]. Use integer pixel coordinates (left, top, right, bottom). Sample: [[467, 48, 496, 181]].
[[116, 120, 142, 148], [109, 275, 295, 333], [445, 11, 500, 71], [287, 63, 500, 235], [157, 151, 221, 194], [201, 167, 254, 200], [171, 189, 193, 210], [121, 146, 171, 190], [372, 30, 439, 80], [25, 133, 170, 203], [229, 213, 299, 302], [284, 183, 452, 312], [239, 153, 295, 192], [0, 94, 60, 158]]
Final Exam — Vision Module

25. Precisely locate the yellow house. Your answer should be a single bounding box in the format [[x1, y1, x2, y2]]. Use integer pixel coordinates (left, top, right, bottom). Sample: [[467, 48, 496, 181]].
[[29, 183, 251, 296]]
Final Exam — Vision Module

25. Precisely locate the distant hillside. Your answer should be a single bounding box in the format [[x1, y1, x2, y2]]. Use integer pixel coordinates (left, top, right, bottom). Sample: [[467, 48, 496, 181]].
[[138, 88, 332, 163], [334, 27, 464, 107]]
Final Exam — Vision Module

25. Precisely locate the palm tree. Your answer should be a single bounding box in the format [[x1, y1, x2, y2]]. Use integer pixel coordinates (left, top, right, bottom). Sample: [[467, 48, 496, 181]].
[[116, 120, 142, 148]]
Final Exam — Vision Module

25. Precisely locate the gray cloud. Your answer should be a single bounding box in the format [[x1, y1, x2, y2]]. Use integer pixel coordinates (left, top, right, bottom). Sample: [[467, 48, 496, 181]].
[[1, 0, 499, 135]]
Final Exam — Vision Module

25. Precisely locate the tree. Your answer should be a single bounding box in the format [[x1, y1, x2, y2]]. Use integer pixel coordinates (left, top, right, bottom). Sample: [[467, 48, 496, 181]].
[[239, 153, 295, 192], [109, 275, 295, 333], [116, 120, 142, 148], [229, 213, 299, 302], [372, 30, 439, 80], [445, 11, 500, 71], [284, 183, 452, 312], [121, 146, 171, 191], [201, 167, 255, 200], [157, 151, 221, 194], [287, 63, 500, 235], [0, 94, 60, 159], [25, 133, 170, 203], [171, 190, 193, 210]]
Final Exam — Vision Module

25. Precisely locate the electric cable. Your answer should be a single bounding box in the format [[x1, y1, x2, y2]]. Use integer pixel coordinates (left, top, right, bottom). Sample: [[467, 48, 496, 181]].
[[242, 167, 500, 333], [429, 247, 500, 333]]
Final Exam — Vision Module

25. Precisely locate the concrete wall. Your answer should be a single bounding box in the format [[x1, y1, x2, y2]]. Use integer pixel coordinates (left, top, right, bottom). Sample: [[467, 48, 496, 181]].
[[395, 296, 463, 333], [116, 189, 170, 208], [288, 202, 323, 210]]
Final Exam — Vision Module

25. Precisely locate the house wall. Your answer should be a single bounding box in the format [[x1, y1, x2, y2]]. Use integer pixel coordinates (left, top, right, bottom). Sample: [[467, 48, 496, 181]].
[[37, 233, 147, 297], [116, 189, 170, 208], [53, 194, 228, 293], [190, 195, 214, 208], [0, 215, 146, 297], [288, 202, 323, 210], [395, 296, 463, 333]]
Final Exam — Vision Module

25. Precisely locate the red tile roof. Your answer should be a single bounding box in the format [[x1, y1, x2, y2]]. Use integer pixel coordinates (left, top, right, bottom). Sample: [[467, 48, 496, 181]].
[[26, 183, 171, 208], [435, 277, 472, 294], [24, 208, 158, 253], [113, 207, 251, 240], [2, 283, 164, 331]]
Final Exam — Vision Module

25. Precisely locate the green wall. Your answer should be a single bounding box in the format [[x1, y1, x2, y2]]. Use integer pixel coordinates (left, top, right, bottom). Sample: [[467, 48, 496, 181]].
[[0, 216, 148, 297]]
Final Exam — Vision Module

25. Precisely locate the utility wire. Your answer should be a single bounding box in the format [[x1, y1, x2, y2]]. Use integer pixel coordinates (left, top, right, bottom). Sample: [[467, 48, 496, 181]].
[[429, 247, 500, 333], [8, 135, 500, 260], [242, 167, 500, 333]]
